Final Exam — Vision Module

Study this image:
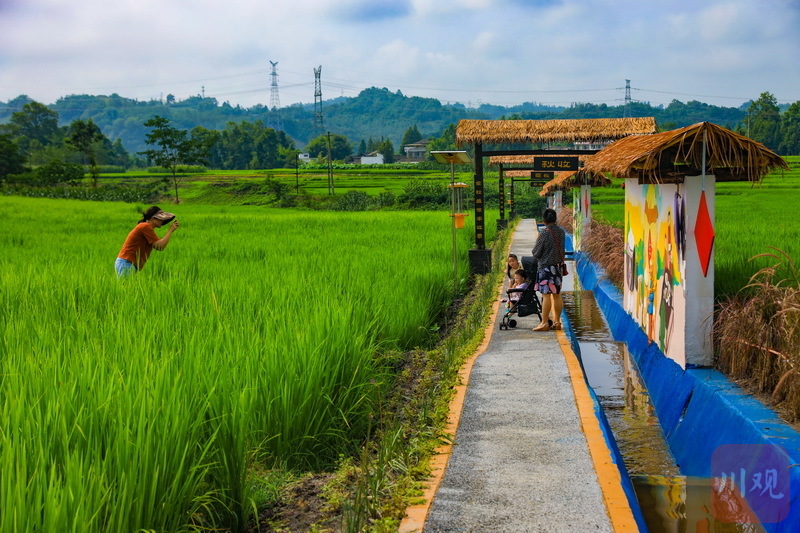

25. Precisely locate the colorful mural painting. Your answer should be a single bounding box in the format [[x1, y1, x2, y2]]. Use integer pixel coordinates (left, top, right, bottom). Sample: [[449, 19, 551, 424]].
[[625, 182, 688, 366], [572, 185, 592, 252], [573, 189, 583, 251]]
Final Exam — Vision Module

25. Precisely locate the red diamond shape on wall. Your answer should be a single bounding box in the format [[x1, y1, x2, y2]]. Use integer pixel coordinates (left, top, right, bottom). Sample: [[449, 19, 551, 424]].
[[694, 190, 715, 277]]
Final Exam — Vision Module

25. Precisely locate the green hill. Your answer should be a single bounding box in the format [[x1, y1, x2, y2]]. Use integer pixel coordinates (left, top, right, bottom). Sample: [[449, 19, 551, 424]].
[[0, 88, 752, 154]]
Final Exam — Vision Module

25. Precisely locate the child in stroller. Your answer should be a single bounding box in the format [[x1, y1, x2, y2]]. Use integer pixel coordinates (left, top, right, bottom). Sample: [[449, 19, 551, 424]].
[[499, 257, 543, 330]]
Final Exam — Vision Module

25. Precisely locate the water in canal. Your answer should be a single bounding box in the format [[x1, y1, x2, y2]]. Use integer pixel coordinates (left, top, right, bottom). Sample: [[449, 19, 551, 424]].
[[561, 288, 764, 533]]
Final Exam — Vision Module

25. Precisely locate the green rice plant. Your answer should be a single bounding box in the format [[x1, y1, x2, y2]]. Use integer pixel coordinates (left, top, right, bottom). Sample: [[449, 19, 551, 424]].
[[0, 197, 495, 532]]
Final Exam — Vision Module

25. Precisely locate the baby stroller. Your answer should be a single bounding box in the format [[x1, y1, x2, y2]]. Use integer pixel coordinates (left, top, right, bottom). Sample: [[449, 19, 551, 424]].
[[499, 256, 542, 330]]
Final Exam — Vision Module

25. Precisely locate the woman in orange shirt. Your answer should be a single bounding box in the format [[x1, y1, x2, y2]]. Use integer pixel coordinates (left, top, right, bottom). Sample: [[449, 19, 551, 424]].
[[115, 206, 179, 277]]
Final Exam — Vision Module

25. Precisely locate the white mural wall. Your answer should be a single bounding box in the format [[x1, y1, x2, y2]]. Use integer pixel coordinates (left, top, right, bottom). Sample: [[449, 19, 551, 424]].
[[624, 176, 715, 368]]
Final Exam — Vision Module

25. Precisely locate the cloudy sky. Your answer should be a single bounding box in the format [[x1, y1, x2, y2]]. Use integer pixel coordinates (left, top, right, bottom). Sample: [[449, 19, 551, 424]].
[[1, 0, 798, 110]]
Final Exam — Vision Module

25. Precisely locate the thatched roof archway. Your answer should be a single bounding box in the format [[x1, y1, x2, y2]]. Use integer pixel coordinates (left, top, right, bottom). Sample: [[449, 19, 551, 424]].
[[456, 117, 657, 146]]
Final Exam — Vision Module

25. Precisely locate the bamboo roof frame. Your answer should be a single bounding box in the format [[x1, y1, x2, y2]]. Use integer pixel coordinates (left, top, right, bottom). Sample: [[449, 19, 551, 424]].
[[583, 121, 788, 182], [456, 117, 657, 146], [538, 169, 611, 195]]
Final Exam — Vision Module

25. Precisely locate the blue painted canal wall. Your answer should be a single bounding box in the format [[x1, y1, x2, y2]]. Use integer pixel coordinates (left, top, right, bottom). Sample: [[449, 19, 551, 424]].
[[574, 250, 800, 531]]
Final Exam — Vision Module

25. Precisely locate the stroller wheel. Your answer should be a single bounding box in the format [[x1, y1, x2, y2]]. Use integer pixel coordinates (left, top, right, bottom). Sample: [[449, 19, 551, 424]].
[[508, 319, 517, 328]]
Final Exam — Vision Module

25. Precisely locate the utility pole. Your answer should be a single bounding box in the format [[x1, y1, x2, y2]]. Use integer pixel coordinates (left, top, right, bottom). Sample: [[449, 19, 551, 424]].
[[326, 131, 334, 195], [314, 66, 324, 136]]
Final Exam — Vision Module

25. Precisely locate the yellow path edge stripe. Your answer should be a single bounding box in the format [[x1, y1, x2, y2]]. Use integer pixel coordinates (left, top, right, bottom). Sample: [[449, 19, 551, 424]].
[[556, 328, 640, 531], [397, 263, 506, 532]]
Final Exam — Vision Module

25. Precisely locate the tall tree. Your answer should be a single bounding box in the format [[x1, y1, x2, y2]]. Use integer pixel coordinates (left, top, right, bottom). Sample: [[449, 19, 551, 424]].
[[66, 119, 105, 187], [306, 133, 353, 161], [140, 116, 206, 203], [426, 123, 458, 158], [400, 125, 422, 148], [779, 101, 800, 155], [0, 134, 26, 180], [377, 138, 395, 164], [746, 92, 781, 150], [8, 101, 60, 155]]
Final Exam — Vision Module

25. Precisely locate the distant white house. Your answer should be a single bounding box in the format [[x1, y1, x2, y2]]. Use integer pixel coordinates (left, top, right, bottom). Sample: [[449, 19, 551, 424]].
[[298, 153, 311, 164], [403, 139, 429, 162], [359, 152, 385, 165]]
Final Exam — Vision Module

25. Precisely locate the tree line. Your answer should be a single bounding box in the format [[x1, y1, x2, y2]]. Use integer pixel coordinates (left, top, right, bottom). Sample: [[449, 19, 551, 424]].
[[2, 90, 798, 190], [6, 86, 799, 157]]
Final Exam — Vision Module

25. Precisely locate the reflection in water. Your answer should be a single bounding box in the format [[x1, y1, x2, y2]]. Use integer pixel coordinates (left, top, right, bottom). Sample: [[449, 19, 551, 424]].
[[562, 289, 763, 533]]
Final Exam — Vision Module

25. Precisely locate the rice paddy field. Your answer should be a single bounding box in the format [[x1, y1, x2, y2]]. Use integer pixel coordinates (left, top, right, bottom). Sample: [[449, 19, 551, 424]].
[[0, 197, 496, 532], [587, 155, 800, 296]]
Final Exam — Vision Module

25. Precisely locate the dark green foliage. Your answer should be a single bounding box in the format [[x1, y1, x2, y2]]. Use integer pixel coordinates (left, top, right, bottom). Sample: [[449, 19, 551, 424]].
[[335, 190, 373, 211], [1, 182, 162, 202], [0, 134, 25, 179], [426, 124, 457, 157], [397, 180, 449, 208], [140, 115, 207, 202], [66, 119, 105, 186], [21, 160, 85, 186], [780, 102, 800, 155], [400, 125, 422, 148], [305, 133, 352, 161], [376, 190, 396, 208], [747, 92, 782, 150], [7, 102, 61, 154], [377, 138, 395, 163]]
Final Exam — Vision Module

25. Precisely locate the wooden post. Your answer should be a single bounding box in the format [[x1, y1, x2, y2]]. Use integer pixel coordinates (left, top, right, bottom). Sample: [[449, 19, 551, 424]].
[[468, 142, 492, 274], [474, 142, 485, 250], [497, 164, 507, 229]]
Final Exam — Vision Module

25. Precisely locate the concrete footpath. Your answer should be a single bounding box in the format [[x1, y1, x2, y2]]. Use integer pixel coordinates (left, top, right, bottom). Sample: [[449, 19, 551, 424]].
[[402, 220, 635, 532]]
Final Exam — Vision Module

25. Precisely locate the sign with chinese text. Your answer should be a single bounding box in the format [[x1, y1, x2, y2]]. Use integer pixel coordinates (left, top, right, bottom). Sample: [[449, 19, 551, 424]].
[[530, 171, 553, 186], [534, 157, 579, 171]]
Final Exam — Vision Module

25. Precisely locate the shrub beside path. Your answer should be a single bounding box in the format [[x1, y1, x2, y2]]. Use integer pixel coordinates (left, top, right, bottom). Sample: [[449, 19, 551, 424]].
[[403, 219, 636, 532]]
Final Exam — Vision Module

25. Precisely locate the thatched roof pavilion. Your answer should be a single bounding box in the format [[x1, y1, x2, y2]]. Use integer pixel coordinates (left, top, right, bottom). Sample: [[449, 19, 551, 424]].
[[583, 121, 788, 182], [457, 117, 657, 146]]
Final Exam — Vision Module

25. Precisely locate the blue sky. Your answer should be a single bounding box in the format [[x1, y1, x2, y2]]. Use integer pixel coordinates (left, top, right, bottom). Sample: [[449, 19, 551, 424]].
[[1, 0, 798, 109]]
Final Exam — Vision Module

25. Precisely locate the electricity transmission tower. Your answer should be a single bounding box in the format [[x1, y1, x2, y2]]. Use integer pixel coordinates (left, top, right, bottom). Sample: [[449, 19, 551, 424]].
[[269, 61, 280, 109], [313, 66, 324, 136], [623, 79, 632, 118]]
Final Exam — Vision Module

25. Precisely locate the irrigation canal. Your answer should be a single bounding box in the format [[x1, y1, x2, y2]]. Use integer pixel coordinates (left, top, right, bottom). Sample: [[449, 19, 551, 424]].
[[404, 219, 771, 533], [562, 287, 764, 532]]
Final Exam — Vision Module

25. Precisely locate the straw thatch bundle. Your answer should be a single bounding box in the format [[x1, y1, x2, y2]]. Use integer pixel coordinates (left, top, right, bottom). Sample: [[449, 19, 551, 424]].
[[583, 122, 788, 182], [457, 117, 657, 146]]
